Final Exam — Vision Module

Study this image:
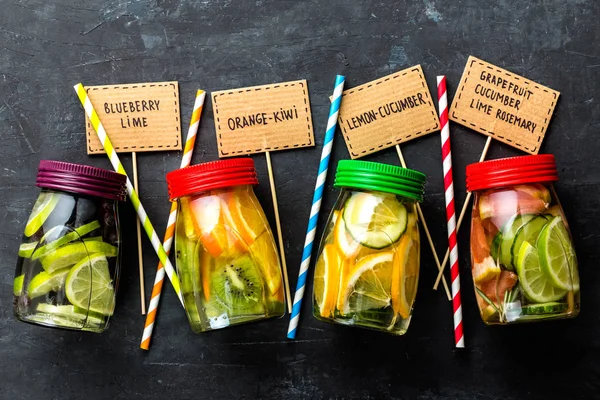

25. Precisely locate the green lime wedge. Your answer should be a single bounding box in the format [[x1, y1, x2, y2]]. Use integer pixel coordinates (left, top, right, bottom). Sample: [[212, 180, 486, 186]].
[[510, 215, 548, 268], [65, 253, 115, 316], [496, 214, 535, 270], [537, 216, 579, 291], [28, 269, 70, 299], [41, 240, 117, 273], [32, 220, 101, 260], [13, 274, 24, 296], [516, 241, 567, 303], [36, 304, 105, 324], [18, 242, 38, 258], [24, 192, 61, 237]]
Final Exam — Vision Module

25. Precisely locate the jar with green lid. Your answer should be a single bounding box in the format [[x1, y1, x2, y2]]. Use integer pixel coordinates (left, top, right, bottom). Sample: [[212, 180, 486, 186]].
[[312, 160, 426, 335]]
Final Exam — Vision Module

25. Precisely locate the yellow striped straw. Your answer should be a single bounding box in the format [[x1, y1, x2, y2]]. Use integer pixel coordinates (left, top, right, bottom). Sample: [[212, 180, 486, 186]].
[[73, 83, 184, 307], [141, 90, 205, 350]]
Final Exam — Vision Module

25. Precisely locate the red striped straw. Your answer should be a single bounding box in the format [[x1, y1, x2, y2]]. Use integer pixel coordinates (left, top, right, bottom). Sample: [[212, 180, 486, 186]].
[[437, 76, 465, 348]]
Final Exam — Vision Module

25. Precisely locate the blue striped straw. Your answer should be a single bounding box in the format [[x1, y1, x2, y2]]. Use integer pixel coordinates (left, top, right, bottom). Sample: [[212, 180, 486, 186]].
[[287, 75, 345, 339]]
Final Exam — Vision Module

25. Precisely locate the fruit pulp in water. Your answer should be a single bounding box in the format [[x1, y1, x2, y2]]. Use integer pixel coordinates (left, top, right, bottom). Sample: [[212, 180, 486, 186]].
[[472, 184, 580, 324], [313, 190, 420, 335], [176, 187, 285, 332], [14, 191, 119, 332]]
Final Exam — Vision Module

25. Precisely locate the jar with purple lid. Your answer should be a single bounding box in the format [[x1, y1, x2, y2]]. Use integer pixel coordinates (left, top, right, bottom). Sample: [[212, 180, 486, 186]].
[[13, 160, 127, 332]]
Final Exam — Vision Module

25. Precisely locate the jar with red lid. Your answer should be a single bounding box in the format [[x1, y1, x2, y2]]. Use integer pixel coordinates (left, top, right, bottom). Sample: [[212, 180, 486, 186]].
[[466, 155, 580, 325], [166, 158, 285, 332], [13, 160, 127, 332]]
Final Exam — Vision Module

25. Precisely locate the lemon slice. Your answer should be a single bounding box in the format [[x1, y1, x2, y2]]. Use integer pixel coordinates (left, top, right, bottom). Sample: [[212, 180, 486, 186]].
[[24, 192, 61, 237], [313, 244, 342, 317], [391, 235, 419, 319], [337, 251, 394, 315], [40, 241, 117, 273], [65, 253, 115, 316], [343, 192, 406, 249], [333, 209, 361, 259], [28, 269, 70, 299]]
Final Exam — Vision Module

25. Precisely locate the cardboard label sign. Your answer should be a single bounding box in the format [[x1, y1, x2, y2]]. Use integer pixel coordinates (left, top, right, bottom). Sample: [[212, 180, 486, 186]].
[[85, 82, 181, 154], [212, 80, 314, 157], [336, 65, 440, 159], [449, 56, 560, 155]]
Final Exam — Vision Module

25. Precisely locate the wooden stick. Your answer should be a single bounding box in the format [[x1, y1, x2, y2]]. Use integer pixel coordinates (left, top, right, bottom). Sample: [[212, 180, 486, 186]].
[[433, 136, 492, 290], [395, 145, 452, 301], [265, 151, 293, 314], [132, 152, 146, 315]]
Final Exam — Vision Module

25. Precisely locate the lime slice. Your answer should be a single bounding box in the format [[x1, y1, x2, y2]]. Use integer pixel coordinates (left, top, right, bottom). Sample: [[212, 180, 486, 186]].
[[32, 220, 101, 260], [24, 192, 61, 237], [36, 304, 105, 324], [65, 253, 115, 316], [537, 217, 579, 291], [28, 269, 70, 299], [18, 242, 38, 258], [41, 240, 117, 273], [515, 241, 567, 303], [13, 274, 24, 296], [510, 215, 548, 268], [343, 192, 407, 249]]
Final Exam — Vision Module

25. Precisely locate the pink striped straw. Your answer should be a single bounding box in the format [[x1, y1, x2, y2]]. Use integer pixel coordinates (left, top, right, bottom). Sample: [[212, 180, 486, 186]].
[[437, 76, 464, 348]]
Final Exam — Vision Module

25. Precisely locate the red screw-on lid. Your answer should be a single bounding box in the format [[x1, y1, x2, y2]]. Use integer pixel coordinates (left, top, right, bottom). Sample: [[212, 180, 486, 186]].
[[166, 158, 258, 200], [466, 155, 559, 192]]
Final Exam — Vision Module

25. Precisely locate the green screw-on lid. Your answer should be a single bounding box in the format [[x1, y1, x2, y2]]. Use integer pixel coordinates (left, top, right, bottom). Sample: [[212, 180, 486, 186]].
[[334, 160, 426, 202]]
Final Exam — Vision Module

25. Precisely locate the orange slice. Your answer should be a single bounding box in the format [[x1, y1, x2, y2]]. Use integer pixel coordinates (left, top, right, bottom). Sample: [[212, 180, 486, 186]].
[[223, 188, 266, 246], [249, 231, 283, 295], [391, 235, 419, 319], [314, 244, 342, 317]]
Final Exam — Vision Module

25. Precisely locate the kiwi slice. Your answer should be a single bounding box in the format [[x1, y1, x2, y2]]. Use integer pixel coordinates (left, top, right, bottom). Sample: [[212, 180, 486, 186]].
[[210, 255, 264, 316]]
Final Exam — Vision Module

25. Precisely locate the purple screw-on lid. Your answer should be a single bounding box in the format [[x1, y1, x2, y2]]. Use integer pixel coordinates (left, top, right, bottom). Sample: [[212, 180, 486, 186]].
[[36, 160, 127, 201]]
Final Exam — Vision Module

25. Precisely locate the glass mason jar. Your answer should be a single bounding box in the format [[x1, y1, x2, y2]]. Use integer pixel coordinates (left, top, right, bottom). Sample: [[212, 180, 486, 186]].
[[466, 155, 580, 325], [13, 160, 126, 332], [312, 160, 426, 335], [166, 158, 285, 333]]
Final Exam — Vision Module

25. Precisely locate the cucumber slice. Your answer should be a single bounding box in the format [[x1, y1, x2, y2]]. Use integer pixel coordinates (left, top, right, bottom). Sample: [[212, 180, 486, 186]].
[[510, 215, 548, 268], [522, 302, 568, 315], [342, 192, 407, 249], [497, 214, 536, 270]]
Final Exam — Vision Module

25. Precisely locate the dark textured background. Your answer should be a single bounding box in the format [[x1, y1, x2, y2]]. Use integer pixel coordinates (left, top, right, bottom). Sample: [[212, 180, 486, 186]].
[[1, 1, 599, 399]]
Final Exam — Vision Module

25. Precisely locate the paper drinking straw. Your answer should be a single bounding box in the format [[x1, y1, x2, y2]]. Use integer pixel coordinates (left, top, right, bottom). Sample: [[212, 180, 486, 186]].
[[73, 83, 185, 307], [433, 136, 492, 290], [287, 75, 345, 339], [141, 90, 205, 350], [437, 76, 464, 348]]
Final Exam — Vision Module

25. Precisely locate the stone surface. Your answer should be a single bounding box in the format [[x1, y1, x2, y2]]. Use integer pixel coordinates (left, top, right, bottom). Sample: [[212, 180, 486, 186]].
[[0, 1, 599, 398]]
